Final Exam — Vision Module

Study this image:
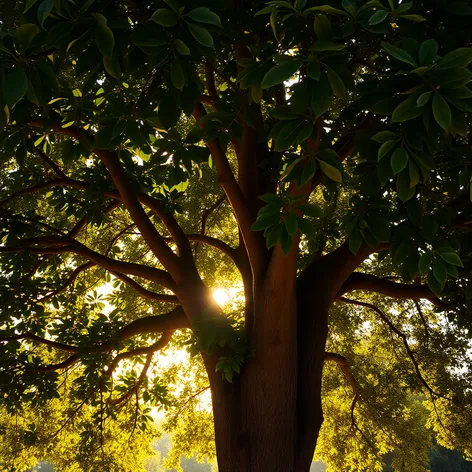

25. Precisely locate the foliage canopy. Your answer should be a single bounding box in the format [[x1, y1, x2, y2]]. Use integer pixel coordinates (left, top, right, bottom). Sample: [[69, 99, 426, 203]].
[[0, 0, 472, 471]]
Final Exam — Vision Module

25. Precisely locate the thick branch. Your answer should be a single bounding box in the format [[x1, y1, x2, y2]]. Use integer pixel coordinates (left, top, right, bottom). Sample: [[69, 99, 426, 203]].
[[0, 334, 79, 352], [110, 271, 179, 303], [30, 122, 192, 276], [340, 272, 444, 307], [193, 103, 265, 277]]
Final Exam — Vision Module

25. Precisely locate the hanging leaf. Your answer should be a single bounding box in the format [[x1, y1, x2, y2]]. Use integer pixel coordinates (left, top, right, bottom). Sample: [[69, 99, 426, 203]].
[[188, 23, 214, 48], [4, 68, 28, 108], [186, 7, 222, 27], [261, 60, 303, 89], [391, 148, 409, 174], [37, 0, 53, 29], [382, 42, 417, 67], [432, 93, 451, 130], [325, 66, 346, 100], [318, 159, 342, 182], [151, 8, 179, 27], [171, 59, 185, 91]]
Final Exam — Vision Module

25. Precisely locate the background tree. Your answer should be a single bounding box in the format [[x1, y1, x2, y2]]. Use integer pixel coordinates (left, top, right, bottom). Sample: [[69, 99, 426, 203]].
[[0, 0, 472, 471]]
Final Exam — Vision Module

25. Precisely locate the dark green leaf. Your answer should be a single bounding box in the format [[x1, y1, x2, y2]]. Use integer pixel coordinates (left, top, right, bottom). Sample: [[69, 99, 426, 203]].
[[266, 222, 284, 248], [274, 119, 305, 150], [16, 24, 40, 48], [366, 213, 391, 243], [174, 39, 190, 55], [436, 48, 472, 70], [369, 9, 388, 25], [311, 73, 333, 116], [150, 8, 178, 27], [298, 203, 323, 218], [433, 258, 447, 286], [188, 23, 214, 48], [392, 94, 424, 122], [396, 169, 415, 202], [37, 0, 53, 29], [171, 59, 185, 91], [158, 95, 181, 129], [382, 42, 417, 67], [4, 68, 28, 108], [432, 93, 451, 130], [437, 248, 464, 267], [95, 22, 115, 57], [261, 60, 302, 89], [284, 212, 298, 236], [417, 91, 432, 107], [311, 41, 347, 51], [307, 62, 321, 80], [325, 66, 346, 100], [187, 7, 222, 27], [418, 252, 433, 275], [419, 39, 438, 65], [391, 148, 409, 174], [378, 140, 398, 160], [371, 131, 399, 143], [318, 159, 342, 182]]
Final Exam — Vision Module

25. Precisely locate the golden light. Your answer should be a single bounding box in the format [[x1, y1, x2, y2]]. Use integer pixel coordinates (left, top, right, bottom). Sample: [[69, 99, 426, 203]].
[[212, 288, 229, 306]]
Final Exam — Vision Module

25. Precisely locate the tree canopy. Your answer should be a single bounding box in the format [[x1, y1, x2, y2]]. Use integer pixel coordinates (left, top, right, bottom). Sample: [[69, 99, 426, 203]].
[[0, 0, 472, 471]]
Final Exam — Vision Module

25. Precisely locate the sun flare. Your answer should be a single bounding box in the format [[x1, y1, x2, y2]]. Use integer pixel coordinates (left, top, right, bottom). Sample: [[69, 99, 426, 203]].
[[212, 288, 229, 306]]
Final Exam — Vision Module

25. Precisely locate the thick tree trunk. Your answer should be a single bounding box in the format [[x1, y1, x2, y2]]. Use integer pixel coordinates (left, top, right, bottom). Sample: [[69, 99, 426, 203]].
[[207, 249, 330, 472]]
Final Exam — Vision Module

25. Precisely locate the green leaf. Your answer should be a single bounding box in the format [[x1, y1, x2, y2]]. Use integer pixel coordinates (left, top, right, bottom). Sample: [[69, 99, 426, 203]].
[[371, 131, 399, 143], [297, 203, 323, 218], [103, 55, 120, 79], [307, 62, 321, 80], [174, 39, 190, 55], [23, 0, 38, 13], [171, 59, 185, 91], [280, 228, 293, 255], [409, 160, 420, 187], [266, 222, 284, 249], [392, 95, 424, 122], [4, 68, 28, 108], [366, 213, 391, 243], [396, 169, 415, 202], [432, 93, 451, 130], [419, 252, 433, 275], [37, 0, 53, 29], [187, 7, 222, 27], [274, 119, 305, 150], [378, 140, 398, 160], [95, 22, 114, 58], [261, 60, 302, 89], [188, 23, 214, 48], [305, 5, 348, 16], [433, 258, 448, 286], [419, 39, 438, 65], [349, 227, 363, 254], [417, 91, 432, 107], [298, 218, 316, 239], [259, 194, 283, 204], [251, 212, 279, 231], [16, 24, 40, 48], [284, 212, 298, 236], [436, 48, 472, 70], [150, 8, 178, 27], [391, 148, 409, 174], [318, 159, 342, 182], [437, 249, 464, 267], [311, 73, 333, 116], [399, 14, 426, 22], [428, 269, 443, 294], [369, 9, 388, 25], [325, 66, 346, 100], [158, 95, 181, 129], [300, 159, 317, 185], [382, 42, 417, 67], [311, 41, 347, 51]]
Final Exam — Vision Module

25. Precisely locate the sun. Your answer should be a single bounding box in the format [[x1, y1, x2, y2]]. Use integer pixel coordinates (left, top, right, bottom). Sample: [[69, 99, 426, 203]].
[[212, 288, 229, 307]]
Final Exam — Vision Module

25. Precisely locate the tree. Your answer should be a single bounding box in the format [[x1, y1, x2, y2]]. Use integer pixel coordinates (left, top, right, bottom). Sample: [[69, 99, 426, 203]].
[[0, 0, 472, 471]]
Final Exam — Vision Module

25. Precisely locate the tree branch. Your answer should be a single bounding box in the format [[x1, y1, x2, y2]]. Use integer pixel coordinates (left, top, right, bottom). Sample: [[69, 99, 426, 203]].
[[110, 271, 179, 303], [193, 103, 265, 277], [339, 297, 449, 400], [339, 272, 445, 307]]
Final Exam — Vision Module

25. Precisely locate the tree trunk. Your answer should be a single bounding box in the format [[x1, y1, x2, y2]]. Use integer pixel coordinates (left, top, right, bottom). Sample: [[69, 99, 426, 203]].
[[207, 249, 330, 472]]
